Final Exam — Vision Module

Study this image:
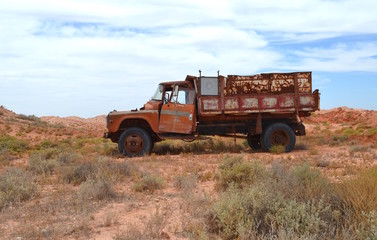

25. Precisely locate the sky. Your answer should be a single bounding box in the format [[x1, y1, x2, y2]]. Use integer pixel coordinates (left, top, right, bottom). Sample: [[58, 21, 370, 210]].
[[0, 0, 377, 117]]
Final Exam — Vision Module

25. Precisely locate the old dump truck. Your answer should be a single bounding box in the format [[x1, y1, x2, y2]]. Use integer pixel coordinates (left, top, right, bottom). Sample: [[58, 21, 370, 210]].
[[104, 71, 320, 157]]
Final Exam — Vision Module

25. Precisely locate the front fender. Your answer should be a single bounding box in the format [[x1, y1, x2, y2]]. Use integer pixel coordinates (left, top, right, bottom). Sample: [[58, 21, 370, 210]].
[[107, 110, 159, 133]]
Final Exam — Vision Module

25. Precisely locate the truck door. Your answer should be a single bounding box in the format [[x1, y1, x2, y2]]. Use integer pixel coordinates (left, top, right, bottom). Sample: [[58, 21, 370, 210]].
[[159, 85, 196, 134]]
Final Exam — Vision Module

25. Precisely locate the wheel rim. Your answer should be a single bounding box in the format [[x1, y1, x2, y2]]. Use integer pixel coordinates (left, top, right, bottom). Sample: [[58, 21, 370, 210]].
[[270, 130, 289, 147], [124, 134, 143, 154]]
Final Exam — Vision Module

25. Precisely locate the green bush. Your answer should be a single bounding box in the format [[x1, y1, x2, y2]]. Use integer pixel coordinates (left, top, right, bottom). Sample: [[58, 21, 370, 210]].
[[132, 174, 164, 193], [0, 135, 29, 154], [0, 168, 39, 210], [216, 156, 265, 190]]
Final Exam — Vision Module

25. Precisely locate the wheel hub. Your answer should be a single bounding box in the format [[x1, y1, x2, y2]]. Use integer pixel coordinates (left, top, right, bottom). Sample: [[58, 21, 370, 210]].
[[125, 134, 143, 153], [271, 131, 288, 146]]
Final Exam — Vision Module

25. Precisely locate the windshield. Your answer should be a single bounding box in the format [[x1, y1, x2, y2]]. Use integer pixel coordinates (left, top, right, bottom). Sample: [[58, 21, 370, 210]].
[[151, 84, 163, 100]]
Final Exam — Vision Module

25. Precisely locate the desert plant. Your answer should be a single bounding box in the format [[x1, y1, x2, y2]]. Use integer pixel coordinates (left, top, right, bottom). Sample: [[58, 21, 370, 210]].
[[173, 174, 197, 192], [335, 167, 377, 222], [132, 173, 164, 193], [216, 156, 265, 190], [285, 163, 331, 202], [28, 150, 59, 176], [0, 168, 40, 209], [77, 178, 115, 201], [209, 182, 332, 239], [61, 162, 95, 185], [0, 135, 29, 154], [270, 144, 285, 154]]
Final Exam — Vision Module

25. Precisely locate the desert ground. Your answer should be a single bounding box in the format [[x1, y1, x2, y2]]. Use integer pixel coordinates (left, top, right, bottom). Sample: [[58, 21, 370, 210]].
[[0, 106, 376, 239]]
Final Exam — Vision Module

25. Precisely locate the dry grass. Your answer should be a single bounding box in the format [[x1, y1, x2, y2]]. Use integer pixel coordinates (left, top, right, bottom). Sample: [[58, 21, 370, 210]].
[[1, 107, 377, 239]]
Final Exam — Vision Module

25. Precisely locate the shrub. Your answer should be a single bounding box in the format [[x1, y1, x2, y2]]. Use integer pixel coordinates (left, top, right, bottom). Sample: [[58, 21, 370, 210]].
[[132, 174, 164, 193], [0, 135, 29, 154], [61, 162, 95, 185], [77, 178, 115, 201], [209, 184, 332, 239], [216, 156, 265, 190], [173, 174, 197, 192], [285, 164, 331, 202], [0, 168, 39, 209], [61, 157, 139, 185], [28, 150, 59, 175], [366, 128, 377, 136]]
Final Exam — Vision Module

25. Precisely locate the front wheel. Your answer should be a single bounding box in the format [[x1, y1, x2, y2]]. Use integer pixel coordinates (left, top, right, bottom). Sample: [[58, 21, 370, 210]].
[[262, 123, 296, 153], [118, 128, 152, 157]]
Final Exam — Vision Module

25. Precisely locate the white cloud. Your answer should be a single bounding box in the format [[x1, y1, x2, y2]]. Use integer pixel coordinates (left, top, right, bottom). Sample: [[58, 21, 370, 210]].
[[0, 0, 376, 116]]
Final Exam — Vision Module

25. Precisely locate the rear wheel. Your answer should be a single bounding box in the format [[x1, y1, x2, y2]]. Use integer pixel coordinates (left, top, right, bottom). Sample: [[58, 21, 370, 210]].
[[118, 128, 152, 157], [262, 123, 296, 152], [247, 134, 262, 150]]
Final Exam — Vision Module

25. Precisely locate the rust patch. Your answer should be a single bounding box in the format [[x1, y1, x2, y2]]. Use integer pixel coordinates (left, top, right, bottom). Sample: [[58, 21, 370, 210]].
[[225, 72, 312, 96], [202, 99, 220, 111], [242, 97, 259, 109], [262, 97, 278, 109], [225, 98, 239, 110], [300, 95, 315, 106], [280, 96, 295, 108]]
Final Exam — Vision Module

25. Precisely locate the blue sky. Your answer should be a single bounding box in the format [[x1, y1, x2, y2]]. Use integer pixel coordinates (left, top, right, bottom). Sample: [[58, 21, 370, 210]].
[[0, 0, 376, 117]]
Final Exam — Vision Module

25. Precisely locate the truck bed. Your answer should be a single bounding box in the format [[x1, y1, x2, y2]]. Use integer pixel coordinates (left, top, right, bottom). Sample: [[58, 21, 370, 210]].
[[196, 72, 320, 116]]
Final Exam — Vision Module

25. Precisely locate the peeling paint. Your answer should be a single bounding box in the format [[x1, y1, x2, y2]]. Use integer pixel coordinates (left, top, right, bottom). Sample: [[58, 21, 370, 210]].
[[203, 99, 219, 110], [280, 96, 294, 108], [262, 97, 278, 108], [300, 96, 315, 106], [225, 98, 239, 109], [242, 98, 259, 109]]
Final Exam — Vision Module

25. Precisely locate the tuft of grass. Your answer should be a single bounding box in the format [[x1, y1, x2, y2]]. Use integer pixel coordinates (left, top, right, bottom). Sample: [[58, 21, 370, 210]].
[[269, 144, 285, 154], [285, 163, 332, 202], [0, 168, 40, 210], [349, 145, 369, 153], [28, 150, 59, 176], [77, 178, 116, 201], [335, 167, 377, 221], [132, 174, 165, 193], [173, 174, 197, 192]]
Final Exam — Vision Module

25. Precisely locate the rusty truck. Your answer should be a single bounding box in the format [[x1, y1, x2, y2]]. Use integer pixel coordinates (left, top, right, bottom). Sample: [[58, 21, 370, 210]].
[[104, 71, 320, 157]]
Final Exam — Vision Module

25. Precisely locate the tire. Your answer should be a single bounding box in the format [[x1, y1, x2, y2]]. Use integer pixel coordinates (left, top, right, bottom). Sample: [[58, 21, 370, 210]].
[[261, 123, 296, 153], [118, 128, 152, 157], [247, 134, 262, 150]]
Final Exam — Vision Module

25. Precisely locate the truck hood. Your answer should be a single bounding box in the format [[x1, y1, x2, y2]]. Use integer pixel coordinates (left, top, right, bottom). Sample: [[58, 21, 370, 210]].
[[108, 110, 158, 116]]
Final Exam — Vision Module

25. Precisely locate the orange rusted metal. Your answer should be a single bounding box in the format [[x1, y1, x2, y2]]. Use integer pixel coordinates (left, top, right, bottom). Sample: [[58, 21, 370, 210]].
[[159, 103, 196, 134]]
